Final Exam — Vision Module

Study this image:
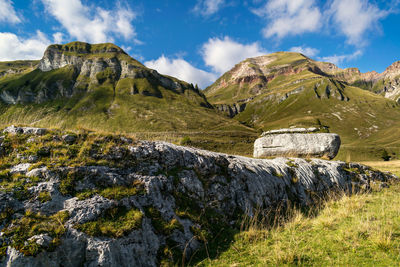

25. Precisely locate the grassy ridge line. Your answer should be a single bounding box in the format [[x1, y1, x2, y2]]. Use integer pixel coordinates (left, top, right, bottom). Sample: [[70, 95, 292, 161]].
[[197, 180, 400, 266]]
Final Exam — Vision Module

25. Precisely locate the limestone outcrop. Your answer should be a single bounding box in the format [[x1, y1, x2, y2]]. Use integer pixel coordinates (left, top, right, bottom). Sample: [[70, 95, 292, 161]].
[[3, 125, 47, 135], [0, 128, 394, 266], [254, 130, 341, 159]]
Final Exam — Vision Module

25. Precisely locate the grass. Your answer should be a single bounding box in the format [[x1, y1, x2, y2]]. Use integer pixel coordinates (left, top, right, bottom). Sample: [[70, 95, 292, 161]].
[[76, 183, 146, 201], [75, 206, 143, 238], [1, 210, 69, 257], [361, 160, 400, 177], [196, 179, 400, 266]]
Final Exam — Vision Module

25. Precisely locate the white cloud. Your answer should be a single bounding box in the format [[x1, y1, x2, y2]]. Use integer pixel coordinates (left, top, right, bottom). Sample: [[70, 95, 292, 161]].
[[145, 37, 267, 88], [201, 36, 267, 74], [0, 0, 21, 24], [328, 0, 387, 45], [193, 0, 225, 16], [52, 32, 64, 43], [289, 46, 319, 58], [320, 50, 362, 65], [0, 31, 50, 61], [253, 0, 322, 39], [144, 55, 217, 88], [42, 0, 138, 44]]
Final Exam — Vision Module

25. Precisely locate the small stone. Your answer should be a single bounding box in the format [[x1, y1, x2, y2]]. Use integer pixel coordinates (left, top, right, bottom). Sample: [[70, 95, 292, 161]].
[[62, 134, 77, 145], [26, 166, 48, 178], [28, 155, 39, 163], [28, 234, 53, 248], [10, 163, 31, 174], [120, 137, 133, 144], [27, 138, 36, 143]]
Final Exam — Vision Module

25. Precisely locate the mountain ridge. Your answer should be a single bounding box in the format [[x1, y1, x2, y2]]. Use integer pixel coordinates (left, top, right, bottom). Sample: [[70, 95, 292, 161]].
[[204, 51, 400, 161]]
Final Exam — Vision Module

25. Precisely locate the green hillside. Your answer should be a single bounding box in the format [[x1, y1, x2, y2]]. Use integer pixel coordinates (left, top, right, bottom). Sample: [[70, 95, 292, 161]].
[[205, 52, 400, 161], [0, 42, 257, 155]]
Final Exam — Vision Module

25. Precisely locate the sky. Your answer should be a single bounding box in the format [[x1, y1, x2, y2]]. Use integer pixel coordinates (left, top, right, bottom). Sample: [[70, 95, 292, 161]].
[[0, 0, 399, 88]]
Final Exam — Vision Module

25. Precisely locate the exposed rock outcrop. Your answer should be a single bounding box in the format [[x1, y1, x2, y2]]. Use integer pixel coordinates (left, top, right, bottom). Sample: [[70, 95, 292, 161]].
[[214, 103, 246, 117], [3, 125, 47, 135], [0, 128, 394, 266], [254, 132, 341, 159]]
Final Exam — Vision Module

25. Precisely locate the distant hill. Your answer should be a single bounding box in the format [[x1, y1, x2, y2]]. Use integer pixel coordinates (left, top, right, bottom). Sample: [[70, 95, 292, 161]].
[[205, 52, 400, 161], [0, 42, 255, 146]]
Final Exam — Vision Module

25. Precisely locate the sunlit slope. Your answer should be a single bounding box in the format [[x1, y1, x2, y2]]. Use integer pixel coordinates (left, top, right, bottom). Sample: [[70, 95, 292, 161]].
[[205, 52, 400, 160]]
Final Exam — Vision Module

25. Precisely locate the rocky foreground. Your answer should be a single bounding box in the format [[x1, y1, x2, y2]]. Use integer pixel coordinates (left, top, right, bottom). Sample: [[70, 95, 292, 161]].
[[0, 126, 396, 266]]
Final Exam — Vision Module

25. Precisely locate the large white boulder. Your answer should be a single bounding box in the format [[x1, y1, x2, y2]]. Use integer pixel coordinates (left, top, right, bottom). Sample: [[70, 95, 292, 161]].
[[254, 133, 341, 159]]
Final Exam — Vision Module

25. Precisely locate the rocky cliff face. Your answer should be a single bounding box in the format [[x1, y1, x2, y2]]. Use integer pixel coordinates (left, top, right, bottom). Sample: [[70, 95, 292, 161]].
[[0, 42, 205, 105], [0, 127, 396, 266], [320, 60, 400, 102]]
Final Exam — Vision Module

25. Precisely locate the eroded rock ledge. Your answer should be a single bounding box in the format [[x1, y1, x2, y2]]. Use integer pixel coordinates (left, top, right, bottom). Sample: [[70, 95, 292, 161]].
[[0, 127, 396, 266]]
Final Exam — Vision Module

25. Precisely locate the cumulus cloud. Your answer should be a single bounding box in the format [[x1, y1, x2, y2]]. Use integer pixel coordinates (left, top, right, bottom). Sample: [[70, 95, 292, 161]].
[[201, 36, 267, 74], [0, 0, 21, 24], [144, 55, 217, 88], [0, 31, 50, 61], [320, 50, 362, 65], [289, 46, 319, 58], [42, 0, 138, 44], [145, 37, 267, 88], [253, 0, 322, 39], [328, 0, 387, 45], [52, 32, 64, 44], [193, 0, 225, 16]]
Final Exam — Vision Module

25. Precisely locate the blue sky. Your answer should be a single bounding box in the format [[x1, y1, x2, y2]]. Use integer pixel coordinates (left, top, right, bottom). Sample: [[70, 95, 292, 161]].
[[0, 0, 399, 88]]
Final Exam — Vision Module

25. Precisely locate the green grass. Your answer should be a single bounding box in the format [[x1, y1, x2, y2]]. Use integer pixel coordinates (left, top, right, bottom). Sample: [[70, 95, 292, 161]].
[[0, 66, 76, 96], [0, 60, 38, 72], [75, 206, 143, 238], [196, 181, 400, 266], [1, 210, 69, 257]]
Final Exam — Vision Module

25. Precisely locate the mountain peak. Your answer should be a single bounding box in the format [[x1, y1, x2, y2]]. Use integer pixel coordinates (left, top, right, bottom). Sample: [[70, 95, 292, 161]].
[[47, 42, 127, 55], [38, 41, 143, 72], [383, 60, 400, 75]]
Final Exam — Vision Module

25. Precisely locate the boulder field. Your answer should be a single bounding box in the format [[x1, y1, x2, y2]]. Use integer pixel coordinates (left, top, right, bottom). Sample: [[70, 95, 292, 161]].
[[0, 127, 395, 266]]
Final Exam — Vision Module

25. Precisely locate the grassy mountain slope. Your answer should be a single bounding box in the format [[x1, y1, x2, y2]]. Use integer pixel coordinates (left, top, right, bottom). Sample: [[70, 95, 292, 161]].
[[205, 52, 400, 161], [0, 42, 257, 155], [0, 60, 38, 81]]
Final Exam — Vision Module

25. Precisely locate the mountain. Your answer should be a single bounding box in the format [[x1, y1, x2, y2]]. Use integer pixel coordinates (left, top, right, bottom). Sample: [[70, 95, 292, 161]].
[[0, 42, 256, 155], [335, 61, 400, 102], [204, 52, 400, 161]]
